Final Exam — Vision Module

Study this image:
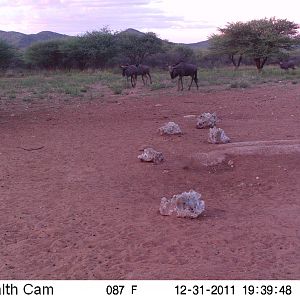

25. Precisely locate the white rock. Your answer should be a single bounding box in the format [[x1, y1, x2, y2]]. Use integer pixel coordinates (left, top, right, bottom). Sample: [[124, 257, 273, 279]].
[[183, 114, 196, 118], [159, 190, 205, 218], [196, 112, 217, 129], [159, 122, 182, 135], [208, 127, 230, 144], [138, 148, 164, 163]]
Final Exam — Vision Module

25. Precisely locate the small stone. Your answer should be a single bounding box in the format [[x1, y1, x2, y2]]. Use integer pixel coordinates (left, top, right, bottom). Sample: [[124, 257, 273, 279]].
[[138, 148, 164, 164], [159, 190, 205, 218], [183, 114, 196, 118], [227, 160, 234, 168], [196, 112, 217, 129], [208, 127, 230, 144], [159, 122, 182, 135]]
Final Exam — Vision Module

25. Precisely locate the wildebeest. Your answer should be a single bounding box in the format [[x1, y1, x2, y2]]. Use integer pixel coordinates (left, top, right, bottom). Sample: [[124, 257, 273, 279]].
[[120, 64, 138, 87], [136, 64, 152, 85], [168, 62, 199, 91], [279, 61, 296, 70]]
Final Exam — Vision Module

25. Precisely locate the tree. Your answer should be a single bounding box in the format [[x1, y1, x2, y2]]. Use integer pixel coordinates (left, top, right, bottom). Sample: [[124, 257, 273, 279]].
[[209, 22, 250, 69], [25, 28, 119, 70], [117, 32, 163, 64], [209, 18, 300, 71], [0, 39, 16, 70], [58, 37, 87, 70], [25, 40, 65, 69], [168, 45, 195, 64], [247, 18, 299, 70], [78, 29, 118, 68]]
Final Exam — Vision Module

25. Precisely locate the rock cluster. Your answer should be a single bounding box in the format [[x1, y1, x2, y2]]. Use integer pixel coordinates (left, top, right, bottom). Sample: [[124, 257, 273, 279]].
[[137, 111, 234, 219], [158, 122, 182, 135], [208, 127, 231, 144], [138, 148, 164, 164], [159, 190, 205, 218], [196, 112, 217, 129]]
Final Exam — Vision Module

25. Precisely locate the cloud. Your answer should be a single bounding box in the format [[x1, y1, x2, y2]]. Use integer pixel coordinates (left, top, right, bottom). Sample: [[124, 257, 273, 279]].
[[0, 0, 188, 37], [1, 0, 299, 43]]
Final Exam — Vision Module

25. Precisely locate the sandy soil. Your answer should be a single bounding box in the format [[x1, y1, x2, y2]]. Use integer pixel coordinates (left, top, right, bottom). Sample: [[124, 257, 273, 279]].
[[0, 82, 299, 279]]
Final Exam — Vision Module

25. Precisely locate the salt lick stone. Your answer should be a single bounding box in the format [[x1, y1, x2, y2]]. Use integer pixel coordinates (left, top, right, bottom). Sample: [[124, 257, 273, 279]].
[[208, 127, 230, 144], [160, 190, 205, 218], [159, 122, 182, 135], [138, 148, 164, 163], [196, 112, 217, 129]]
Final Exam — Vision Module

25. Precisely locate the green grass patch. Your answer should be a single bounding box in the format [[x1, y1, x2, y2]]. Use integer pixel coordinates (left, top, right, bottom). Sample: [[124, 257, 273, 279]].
[[150, 82, 167, 90], [110, 84, 123, 94], [0, 66, 299, 103]]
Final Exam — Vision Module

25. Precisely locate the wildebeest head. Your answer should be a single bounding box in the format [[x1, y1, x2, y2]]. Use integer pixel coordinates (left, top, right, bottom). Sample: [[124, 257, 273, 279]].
[[120, 65, 129, 77], [168, 65, 178, 79]]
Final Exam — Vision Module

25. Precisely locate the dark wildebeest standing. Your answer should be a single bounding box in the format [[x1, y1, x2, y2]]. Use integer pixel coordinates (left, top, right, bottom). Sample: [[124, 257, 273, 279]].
[[279, 61, 296, 70], [168, 62, 199, 91], [136, 64, 152, 85], [120, 65, 138, 87]]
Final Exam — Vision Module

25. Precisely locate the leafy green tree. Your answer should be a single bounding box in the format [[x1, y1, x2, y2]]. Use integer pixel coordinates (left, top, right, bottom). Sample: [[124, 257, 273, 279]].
[[169, 45, 195, 63], [78, 29, 118, 68], [209, 18, 299, 71], [247, 18, 299, 70], [25, 28, 119, 70], [0, 39, 17, 70], [25, 40, 65, 69], [117, 32, 163, 64], [58, 37, 87, 70], [209, 22, 250, 69]]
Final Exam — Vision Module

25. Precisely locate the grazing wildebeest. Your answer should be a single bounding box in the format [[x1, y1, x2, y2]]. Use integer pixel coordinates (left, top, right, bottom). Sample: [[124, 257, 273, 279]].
[[279, 61, 296, 70], [136, 64, 152, 85], [168, 62, 199, 91], [120, 64, 138, 87]]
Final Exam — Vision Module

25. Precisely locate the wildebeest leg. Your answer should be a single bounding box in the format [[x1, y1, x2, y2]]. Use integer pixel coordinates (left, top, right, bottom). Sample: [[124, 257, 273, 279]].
[[180, 77, 184, 91], [188, 75, 194, 90], [148, 72, 152, 84], [142, 74, 146, 85], [195, 77, 199, 90], [133, 74, 137, 87]]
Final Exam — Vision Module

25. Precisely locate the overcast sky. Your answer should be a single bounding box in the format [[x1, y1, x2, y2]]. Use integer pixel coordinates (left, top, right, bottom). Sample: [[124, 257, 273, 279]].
[[0, 0, 299, 43]]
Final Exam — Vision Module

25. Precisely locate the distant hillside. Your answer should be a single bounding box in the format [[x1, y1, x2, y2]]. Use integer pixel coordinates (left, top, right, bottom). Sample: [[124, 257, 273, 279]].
[[122, 28, 209, 49], [120, 28, 209, 49], [0, 28, 209, 50], [121, 28, 146, 37], [185, 40, 210, 49], [0, 30, 70, 49]]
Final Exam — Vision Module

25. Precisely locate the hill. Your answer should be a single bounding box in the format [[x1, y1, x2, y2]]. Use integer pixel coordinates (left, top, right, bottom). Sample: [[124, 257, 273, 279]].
[[0, 30, 69, 49], [185, 40, 210, 49], [121, 28, 146, 37], [122, 28, 209, 49], [0, 28, 209, 50]]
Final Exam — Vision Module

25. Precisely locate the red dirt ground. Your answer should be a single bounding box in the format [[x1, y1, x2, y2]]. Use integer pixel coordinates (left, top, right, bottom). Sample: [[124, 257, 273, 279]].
[[0, 83, 299, 279]]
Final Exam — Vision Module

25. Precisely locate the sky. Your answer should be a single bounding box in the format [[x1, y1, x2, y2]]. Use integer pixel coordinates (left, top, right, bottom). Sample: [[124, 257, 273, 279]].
[[0, 0, 299, 43]]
